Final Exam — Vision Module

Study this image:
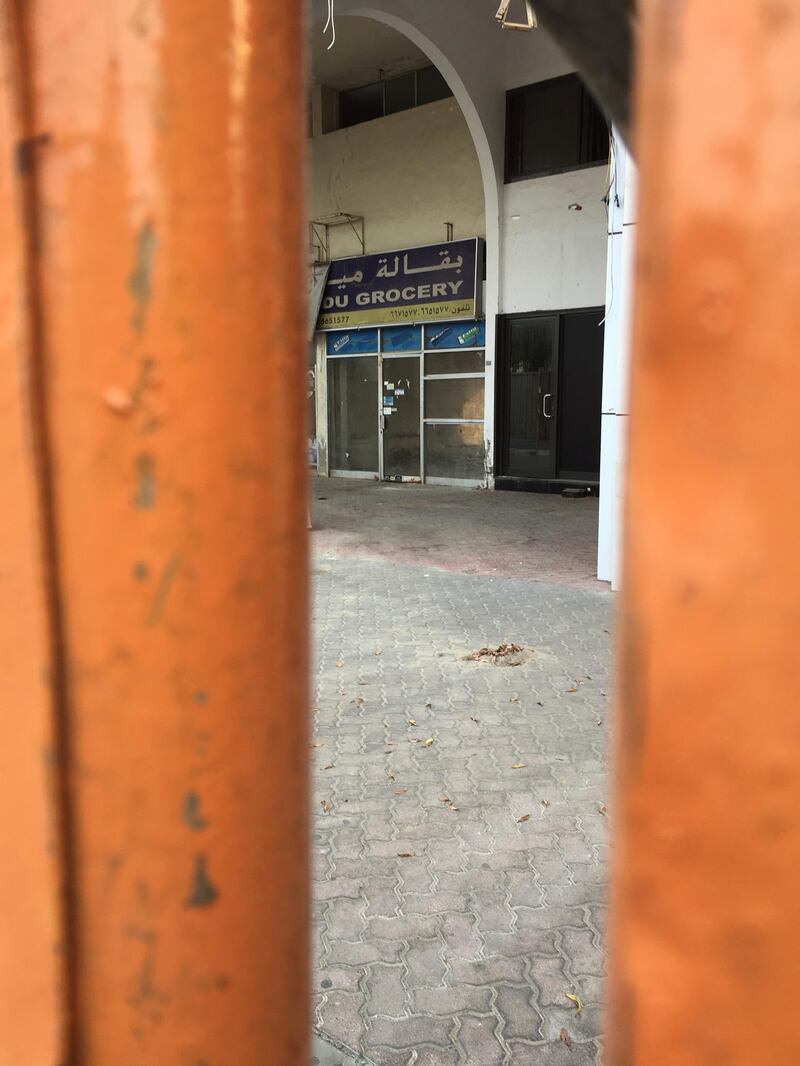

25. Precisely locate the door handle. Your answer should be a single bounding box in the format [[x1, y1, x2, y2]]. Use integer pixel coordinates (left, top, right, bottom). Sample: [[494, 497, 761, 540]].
[[542, 393, 554, 419]]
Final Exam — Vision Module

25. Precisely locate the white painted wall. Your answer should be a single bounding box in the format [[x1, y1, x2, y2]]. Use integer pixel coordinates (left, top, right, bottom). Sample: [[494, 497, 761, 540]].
[[501, 167, 609, 313], [309, 98, 485, 259], [597, 135, 637, 588]]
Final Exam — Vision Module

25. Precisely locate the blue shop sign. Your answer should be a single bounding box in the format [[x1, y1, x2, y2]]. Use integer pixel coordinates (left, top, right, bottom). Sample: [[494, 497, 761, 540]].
[[317, 238, 483, 330], [425, 321, 486, 349], [326, 329, 379, 356]]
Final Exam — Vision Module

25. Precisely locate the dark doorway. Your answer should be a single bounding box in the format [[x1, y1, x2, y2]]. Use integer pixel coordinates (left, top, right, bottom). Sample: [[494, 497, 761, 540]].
[[497, 309, 604, 488], [500, 314, 559, 479]]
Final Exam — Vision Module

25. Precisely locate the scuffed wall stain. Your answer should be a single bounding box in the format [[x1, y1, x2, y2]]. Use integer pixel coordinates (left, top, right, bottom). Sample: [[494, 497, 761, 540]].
[[129, 220, 157, 332], [132, 561, 150, 582], [181, 791, 210, 832], [184, 855, 219, 909], [146, 553, 181, 626], [15, 131, 51, 175], [134, 453, 156, 509]]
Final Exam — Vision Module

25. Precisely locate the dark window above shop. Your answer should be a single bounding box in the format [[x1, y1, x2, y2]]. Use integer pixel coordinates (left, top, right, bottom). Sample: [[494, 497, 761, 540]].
[[505, 73, 609, 183], [338, 65, 453, 130]]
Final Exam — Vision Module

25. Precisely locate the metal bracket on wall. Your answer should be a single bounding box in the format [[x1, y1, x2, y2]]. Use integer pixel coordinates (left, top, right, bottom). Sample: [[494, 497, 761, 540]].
[[495, 0, 537, 31], [310, 213, 365, 264]]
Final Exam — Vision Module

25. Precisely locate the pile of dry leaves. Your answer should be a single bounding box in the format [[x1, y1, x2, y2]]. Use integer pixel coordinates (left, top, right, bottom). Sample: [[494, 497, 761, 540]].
[[464, 642, 525, 664]]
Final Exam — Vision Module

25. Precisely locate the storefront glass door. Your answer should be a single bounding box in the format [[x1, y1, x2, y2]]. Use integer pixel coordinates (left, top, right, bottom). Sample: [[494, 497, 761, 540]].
[[327, 329, 380, 477], [381, 355, 421, 481], [502, 315, 558, 479], [324, 322, 486, 486]]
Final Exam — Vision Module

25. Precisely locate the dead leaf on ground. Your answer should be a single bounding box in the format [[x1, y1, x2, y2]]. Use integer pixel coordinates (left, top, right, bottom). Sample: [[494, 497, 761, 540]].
[[408, 718, 417, 726], [464, 642, 524, 664], [310, 742, 322, 749], [394, 788, 408, 795], [335, 660, 344, 668], [510, 694, 520, 703], [320, 800, 332, 814], [310, 706, 320, 713], [470, 716, 481, 723], [511, 763, 527, 770], [440, 797, 451, 804], [322, 763, 334, 770], [423, 737, 435, 747], [566, 993, 583, 1013], [560, 1028, 572, 1049], [374, 648, 382, 656], [387, 772, 396, 781], [447, 804, 459, 812], [541, 799, 551, 808], [517, 814, 531, 823], [397, 851, 416, 858], [566, 687, 578, 694], [598, 803, 607, 816]]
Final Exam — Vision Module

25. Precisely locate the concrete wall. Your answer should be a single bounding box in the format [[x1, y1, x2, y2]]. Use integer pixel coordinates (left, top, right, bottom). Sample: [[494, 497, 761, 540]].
[[501, 167, 609, 313], [309, 98, 485, 259]]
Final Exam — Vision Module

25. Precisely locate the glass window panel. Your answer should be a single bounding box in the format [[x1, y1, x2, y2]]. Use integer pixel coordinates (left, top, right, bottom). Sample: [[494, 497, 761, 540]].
[[328, 356, 378, 472], [505, 74, 609, 182], [425, 321, 485, 349], [424, 377, 485, 420], [521, 77, 582, 178], [339, 82, 384, 128], [425, 350, 484, 375], [417, 65, 452, 105], [327, 329, 379, 356], [579, 86, 610, 165], [425, 423, 485, 480], [381, 325, 422, 352], [385, 72, 416, 115]]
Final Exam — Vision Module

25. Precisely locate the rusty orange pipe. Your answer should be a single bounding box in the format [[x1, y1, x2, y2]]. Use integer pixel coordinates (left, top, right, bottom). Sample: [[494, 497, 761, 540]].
[[1, 1, 309, 1063], [610, 2, 800, 1064], [0, 9, 68, 1063]]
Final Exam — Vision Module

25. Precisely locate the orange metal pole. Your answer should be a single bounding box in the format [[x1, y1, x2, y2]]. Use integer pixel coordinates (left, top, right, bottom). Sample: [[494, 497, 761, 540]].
[[1, 0, 308, 1063], [611, 2, 800, 1064], [0, 11, 67, 1063]]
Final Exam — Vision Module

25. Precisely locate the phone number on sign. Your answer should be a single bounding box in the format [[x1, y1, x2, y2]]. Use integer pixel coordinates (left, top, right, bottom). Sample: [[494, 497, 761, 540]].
[[318, 314, 352, 326], [387, 302, 473, 320]]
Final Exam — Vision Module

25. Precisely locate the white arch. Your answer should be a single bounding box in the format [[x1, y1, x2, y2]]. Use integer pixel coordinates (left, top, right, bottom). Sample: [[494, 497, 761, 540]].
[[311, 4, 504, 480]]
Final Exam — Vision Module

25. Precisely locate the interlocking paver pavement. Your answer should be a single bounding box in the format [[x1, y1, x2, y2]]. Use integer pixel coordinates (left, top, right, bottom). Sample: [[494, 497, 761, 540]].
[[311, 476, 603, 590], [311, 538, 612, 1066]]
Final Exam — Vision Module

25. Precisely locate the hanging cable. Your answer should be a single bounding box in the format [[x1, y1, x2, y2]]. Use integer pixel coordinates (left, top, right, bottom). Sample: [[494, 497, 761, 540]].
[[324, 0, 337, 50]]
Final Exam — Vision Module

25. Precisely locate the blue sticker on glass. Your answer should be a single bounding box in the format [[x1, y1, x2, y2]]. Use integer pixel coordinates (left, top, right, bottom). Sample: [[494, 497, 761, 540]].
[[381, 325, 422, 352], [424, 321, 485, 349], [326, 329, 379, 355]]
